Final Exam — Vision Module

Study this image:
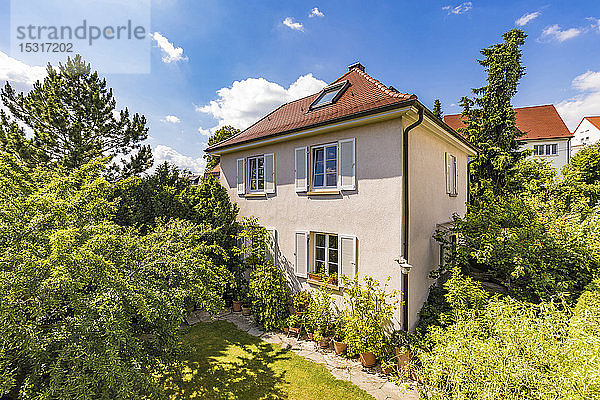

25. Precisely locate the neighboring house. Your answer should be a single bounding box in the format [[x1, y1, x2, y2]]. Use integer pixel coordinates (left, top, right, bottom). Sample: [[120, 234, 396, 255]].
[[205, 63, 477, 331], [445, 105, 572, 173], [572, 116, 600, 155]]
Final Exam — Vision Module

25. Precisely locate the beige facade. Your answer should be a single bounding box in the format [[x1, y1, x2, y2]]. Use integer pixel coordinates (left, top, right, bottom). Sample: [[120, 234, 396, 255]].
[[216, 109, 475, 330]]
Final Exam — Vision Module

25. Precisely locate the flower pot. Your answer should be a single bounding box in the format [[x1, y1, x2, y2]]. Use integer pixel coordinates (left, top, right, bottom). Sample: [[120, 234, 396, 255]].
[[319, 336, 331, 349], [308, 273, 321, 281], [307, 332, 314, 341], [241, 305, 251, 316], [283, 327, 289, 334], [382, 365, 394, 374], [360, 351, 377, 367], [394, 347, 411, 370], [333, 340, 347, 355], [289, 326, 301, 335], [232, 300, 242, 312]]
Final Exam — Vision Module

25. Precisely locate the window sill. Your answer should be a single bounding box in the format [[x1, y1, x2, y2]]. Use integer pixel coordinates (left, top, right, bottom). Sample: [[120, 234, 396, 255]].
[[307, 190, 340, 196], [244, 192, 266, 198], [448, 193, 458, 197], [307, 278, 341, 291]]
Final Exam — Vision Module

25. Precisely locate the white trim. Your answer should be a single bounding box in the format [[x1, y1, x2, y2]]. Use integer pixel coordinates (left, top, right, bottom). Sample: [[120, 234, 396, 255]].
[[312, 232, 340, 276], [295, 146, 308, 193], [294, 231, 309, 278], [207, 106, 413, 155], [338, 138, 356, 190], [339, 234, 357, 279], [264, 153, 275, 194], [311, 143, 338, 190], [236, 158, 245, 195]]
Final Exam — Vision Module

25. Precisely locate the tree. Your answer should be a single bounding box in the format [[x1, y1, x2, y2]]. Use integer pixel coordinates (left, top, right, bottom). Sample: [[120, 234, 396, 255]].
[[0, 156, 231, 399], [433, 99, 443, 118], [459, 29, 527, 196], [203, 125, 240, 171], [0, 55, 152, 178]]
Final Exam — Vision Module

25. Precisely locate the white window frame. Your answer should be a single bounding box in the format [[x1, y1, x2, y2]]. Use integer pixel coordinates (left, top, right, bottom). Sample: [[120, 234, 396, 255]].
[[311, 142, 339, 190], [445, 153, 458, 196], [311, 232, 340, 277], [247, 155, 265, 193]]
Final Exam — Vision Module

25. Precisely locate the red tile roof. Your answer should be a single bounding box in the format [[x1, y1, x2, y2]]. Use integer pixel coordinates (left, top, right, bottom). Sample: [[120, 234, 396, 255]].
[[206, 66, 417, 152], [444, 105, 572, 140], [583, 116, 600, 131]]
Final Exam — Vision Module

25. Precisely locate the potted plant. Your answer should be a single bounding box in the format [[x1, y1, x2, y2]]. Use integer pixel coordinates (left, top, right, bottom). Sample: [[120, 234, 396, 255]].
[[241, 304, 252, 316], [390, 329, 412, 371], [326, 272, 338, 286], [332, 314, 347, 355], [287, 314, 301, 336], [307, 287, 334, 345], [293, 290, 312, 315], [233, 280, 248, 312], [308, 263, 326, 281]]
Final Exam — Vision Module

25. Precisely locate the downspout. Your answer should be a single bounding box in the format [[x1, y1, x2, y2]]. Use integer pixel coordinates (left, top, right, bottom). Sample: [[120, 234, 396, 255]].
[[401, 106, 424, 331]]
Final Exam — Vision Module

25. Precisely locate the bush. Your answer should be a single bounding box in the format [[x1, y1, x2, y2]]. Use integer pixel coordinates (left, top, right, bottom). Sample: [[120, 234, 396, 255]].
[[307, 287, 335, 340], [343, 275, 399, 358], [249, 262, 290, 331], [415, 281, 600, 400]]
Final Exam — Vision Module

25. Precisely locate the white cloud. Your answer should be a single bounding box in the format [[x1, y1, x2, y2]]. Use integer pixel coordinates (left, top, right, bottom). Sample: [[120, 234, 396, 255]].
[[0, 51, 46, 86], [197, 127, 211, 137], [587, 17, 600, 32], [515, 11, 541, 26], [196, 73, 326, 132], [540, 24, 582, 42], [309, 7, 324, 18], [161, 115, 181, 124], [282, 17, 304, 31], [153, 144, 205, 172], [442, 2, 472, 15], [150, 32, 188, 63], [556, 70, 600, 130]]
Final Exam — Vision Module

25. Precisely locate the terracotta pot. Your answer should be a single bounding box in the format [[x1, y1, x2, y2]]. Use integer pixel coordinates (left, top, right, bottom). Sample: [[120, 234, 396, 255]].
[[241, 306, 251, 316], [333, 340, 347, 355], [289, 326, 301, 334], [307, 332, 314, 341], [283, 327, 289, 334], [382, 365, 394, 374], [308, 273, 321, 281], [360, 351, 377, 367], [319, 336, 331, 349], [232, 300, 242, 312], [395, 347, 411, 370]]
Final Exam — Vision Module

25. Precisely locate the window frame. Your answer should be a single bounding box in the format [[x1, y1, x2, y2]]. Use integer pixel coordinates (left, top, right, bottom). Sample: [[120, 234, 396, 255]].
[[533, 143, 558, 156], [309, 80, 349, 110], [446, 153, 458, 197], [311, 142, 339, 190], [311, 232, 339, 277], [247, 155, 265, 193]]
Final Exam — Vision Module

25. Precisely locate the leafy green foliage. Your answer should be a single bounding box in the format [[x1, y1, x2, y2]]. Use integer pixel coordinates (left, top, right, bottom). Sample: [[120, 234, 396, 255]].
[[342, 275, 399, 358], [0, 156, 231, 399], [433, 99, 443, 118], [249, 263, 290, 331], [203, 125, 240, 171], [557, 143, 600, 212], [306, 287, 335, 338], [0, 56, 152, 178]]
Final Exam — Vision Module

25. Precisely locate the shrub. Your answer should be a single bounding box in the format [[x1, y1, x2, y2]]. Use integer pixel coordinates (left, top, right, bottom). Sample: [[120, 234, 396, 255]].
[[293, 290, 312, 311], [342, 275, 399, 358], [249, 262, 290, 331], [307, 287, 335, 339], [415, 282, 600, 400]]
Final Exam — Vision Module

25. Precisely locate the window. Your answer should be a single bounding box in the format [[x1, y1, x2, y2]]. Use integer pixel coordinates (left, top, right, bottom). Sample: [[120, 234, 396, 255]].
[[309, 81, 349, 110], [248, 156, 265, 192], [533, 144, 558, 156], [312, 144, 337, 189], [313, 233, 338, 276], [445, 153, 457, 196]]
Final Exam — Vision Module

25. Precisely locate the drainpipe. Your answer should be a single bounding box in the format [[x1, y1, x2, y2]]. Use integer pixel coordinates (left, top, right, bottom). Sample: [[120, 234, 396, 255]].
[[401, 106, 424, 331]]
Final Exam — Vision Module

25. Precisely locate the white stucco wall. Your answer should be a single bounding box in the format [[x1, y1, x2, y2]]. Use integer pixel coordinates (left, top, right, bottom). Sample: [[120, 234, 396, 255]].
[[572, 119, 600, 155], [217, 115, 471, 330], [519, 138, 571, 173]]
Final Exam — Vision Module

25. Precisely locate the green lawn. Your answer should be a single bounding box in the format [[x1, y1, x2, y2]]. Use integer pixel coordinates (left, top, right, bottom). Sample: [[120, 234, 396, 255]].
[[155, 320, 373, 400]]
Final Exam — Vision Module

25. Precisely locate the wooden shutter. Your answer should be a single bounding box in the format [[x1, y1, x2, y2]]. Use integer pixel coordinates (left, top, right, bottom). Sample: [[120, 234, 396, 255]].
[[340, 234, 357, 279], [266, 228, 277, 266], [452, 155, 457, 195], [294, 147, 308, 192], [294, 231, 309, 278], [338, 138, 356, 190], [236, 158, 245, 195], [445, 153, 451, 194], [264, 153, 275, 194]]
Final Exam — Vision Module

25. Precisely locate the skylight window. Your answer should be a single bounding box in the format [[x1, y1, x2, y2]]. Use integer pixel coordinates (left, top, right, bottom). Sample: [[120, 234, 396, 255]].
[[309, 81, 349, 110]]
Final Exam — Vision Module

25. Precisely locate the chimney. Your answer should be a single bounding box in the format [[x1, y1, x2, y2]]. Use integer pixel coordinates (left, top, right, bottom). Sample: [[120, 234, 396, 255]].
[[348, 62, 365, 72]]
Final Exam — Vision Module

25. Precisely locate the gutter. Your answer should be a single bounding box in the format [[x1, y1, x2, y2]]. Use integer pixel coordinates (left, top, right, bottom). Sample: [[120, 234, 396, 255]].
[[401, 106, 424, 331]]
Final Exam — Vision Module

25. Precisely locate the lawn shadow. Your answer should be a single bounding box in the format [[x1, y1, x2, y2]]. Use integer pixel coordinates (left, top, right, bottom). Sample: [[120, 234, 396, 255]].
[[155, 320, 291, 399]]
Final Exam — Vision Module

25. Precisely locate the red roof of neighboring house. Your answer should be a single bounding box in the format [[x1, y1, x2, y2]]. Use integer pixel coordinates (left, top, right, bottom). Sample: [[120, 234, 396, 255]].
[[206, 64, 417, 152], [444, 105, 572, 140], [582, 116, 600, 131]]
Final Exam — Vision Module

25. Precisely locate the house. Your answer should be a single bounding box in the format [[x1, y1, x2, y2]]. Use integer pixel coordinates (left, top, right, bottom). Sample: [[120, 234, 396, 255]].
[[571, 116, 600, 154], [205, 63, 477, 331], [445, 105, 572, 173]]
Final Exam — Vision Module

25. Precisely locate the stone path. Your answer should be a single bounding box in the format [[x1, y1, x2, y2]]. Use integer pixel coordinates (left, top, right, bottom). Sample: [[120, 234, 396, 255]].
[[187, 310, 420, 400]]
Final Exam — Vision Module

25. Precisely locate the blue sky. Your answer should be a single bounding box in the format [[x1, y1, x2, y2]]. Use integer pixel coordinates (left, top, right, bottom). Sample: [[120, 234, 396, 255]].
[[1, 0, 599, 172]]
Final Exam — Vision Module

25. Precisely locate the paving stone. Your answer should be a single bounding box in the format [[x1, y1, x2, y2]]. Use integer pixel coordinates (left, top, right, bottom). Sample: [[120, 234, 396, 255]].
[[247, 327, 265, 337], [186, 313, 200, 326]]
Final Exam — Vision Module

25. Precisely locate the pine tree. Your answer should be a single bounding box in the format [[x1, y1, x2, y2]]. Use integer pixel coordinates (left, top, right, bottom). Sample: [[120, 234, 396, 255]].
[[460, 29, 527, 196], [0, 55, 152, 177], [433, 99, 443, 118]]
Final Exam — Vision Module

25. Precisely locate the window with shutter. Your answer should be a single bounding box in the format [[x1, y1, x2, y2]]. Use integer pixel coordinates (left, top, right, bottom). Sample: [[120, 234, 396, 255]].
[[445, 153, 457, 196], [340, 235, 357, 280], [338, 138, 356, 190], [236, 158, 245, 195], [264, 153, 275, 193]]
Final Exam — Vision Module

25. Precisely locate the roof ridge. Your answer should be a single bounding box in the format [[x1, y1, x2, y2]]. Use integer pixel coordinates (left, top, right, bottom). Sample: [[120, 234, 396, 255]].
[[353, 68, 416, 99]]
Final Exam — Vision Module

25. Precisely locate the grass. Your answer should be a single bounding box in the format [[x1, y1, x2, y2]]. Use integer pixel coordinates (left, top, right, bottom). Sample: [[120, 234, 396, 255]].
[[155, 320, 374, 400]]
